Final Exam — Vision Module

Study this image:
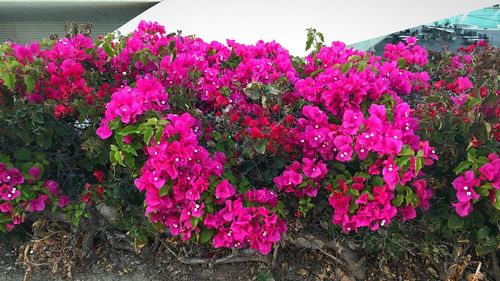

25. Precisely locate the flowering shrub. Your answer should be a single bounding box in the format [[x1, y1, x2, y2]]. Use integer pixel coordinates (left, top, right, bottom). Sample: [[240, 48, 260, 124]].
[[0, 21, 498, 256], [90, 25, 445, 254], [452, 153, 499, 217], [415, 42, 499, 255], [0, 160, 69, 232]]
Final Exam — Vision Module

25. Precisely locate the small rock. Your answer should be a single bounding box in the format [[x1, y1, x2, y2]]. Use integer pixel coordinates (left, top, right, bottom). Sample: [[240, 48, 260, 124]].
[[296, 267, 309, 276]]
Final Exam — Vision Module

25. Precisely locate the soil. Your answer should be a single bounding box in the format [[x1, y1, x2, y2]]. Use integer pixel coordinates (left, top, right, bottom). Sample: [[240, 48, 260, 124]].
[[0, 227, 493, 281]]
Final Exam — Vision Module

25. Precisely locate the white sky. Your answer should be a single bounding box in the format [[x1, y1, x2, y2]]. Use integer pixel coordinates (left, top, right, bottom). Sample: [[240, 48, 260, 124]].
[[119, 0, 500, 56]]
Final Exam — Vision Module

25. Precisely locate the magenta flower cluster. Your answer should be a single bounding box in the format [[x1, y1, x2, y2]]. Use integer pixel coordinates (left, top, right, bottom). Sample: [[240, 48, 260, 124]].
[[0, 163, 69, 231], [96, 21, 442, 252], [452, 153, 500, 217]]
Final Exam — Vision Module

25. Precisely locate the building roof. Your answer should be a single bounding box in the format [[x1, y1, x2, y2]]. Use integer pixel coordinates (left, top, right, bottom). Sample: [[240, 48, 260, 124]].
[[0, 0, 160, 43]]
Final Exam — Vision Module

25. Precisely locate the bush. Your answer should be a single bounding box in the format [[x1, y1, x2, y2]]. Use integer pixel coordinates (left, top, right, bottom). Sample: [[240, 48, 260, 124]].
[[0, 22, 498, 257]]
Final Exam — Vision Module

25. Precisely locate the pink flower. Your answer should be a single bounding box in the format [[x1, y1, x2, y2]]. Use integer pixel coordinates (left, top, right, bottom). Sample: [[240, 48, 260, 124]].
[[453, 201, 472, 217], [413, 179, 432, 211], [382, 158, 399, 190], [96, 125, 113, 139], [456, 187, 480, 202], [44, 180, 59, 195], [58, 196, 71, 208], [1, 168, 24, 186], [406, 37, 417, 46], [0, 184, 21, 201], [246, 189, 278, 207], [29, 167, 42, 180], [273, 168, 303, 192], [455, 77, 473, 93], [451, 94, 467, 107], [334, 135, 353, 162], [302, 158, 327, 179], [399, 205, 416, 222], [341, 110, 364, 134], [478, 162, 496, 181], [28, 195, 48, 212], [215, 180, 236, 200], [0, 202, 12, 213], [452, 171, 480, 193]]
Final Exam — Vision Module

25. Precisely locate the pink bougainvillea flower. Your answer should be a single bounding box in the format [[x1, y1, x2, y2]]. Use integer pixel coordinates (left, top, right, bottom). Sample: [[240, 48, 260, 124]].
[[453, 201, 473, 217], [302, 158, 327, 179], [44, 180, 59, 195], [341, 109, 364, 135], [478, 161, 497, 181], [96, 125, 113, 139], [28, 167, 41, 180], [1, 168, 24, 186], [58, 196, 71, 208], [28, 195, 49, 212], [399, 205, 417, 222], [0, 184, 21, 201], [0, 202, 12, 213], [452, 170, 480, 193], [215, 179, 236, 200], [454, 77, 473, 93]]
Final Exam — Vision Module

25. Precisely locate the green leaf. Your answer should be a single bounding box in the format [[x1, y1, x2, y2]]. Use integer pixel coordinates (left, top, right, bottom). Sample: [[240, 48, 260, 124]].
[[494, 190, 500, 211], [114, 150, 124, 166], [199, 228, 214, 243], [14, 148, 32, 161], [24, 76, 35, 93], [453, 161, 472, 175], [476, 183, 491, 197], [158, 186, 168, 197], [119, 125, 140, 136], [244, 82, 261, 101], [140, 53, 148, 66], [476, 226, 489, 240], [347, 188, 360, 197], [392, 194, 404, 206], [357, 61, 367, 72], [415, 157, 423, 174], [154, 126, 164, 143], [102, 43, 115, 57], [398, 146, 415, 156], [340, 63, 352, 74], [1, 72, 16, 91], [317, 32, 324, 42], [447, 214, 464, 230], [255, 139, 267, 155], [305, 37, 313, 51], [124, 152, 135, 168], [36, 134, 52, 149], [371, 176, 384, 187], [396, 156, 410, 168], [404, 186, 413, 204], [32, 112, 44, 125], [475, 245, 496, 256], [190, 217, 200, 228], [143, 127, 153, 145]]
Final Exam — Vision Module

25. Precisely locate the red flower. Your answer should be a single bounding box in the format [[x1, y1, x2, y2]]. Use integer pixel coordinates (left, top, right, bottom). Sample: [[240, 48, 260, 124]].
[[93, 170, 105, 182]]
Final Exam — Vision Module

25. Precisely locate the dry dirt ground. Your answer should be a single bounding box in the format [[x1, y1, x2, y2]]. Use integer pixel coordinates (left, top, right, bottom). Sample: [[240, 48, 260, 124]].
[[0, 237, 443, 281], [0, 226, 493, 281]]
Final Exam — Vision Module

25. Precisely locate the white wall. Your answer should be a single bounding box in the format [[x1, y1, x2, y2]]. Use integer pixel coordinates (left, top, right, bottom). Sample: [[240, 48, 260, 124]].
[[118, 0, 500, 56]]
